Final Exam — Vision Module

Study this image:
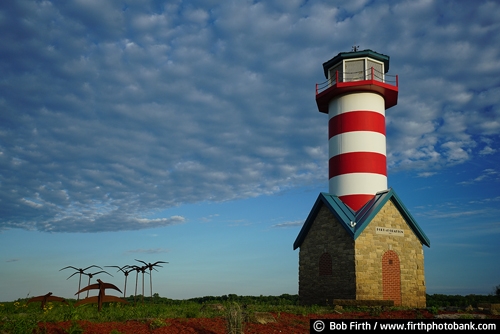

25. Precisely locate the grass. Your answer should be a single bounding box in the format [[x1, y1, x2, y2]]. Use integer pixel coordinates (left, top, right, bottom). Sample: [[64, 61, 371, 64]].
[[0, 295, 331, 333], [1, 293, 498, 333], [225, 302, 244, 334]]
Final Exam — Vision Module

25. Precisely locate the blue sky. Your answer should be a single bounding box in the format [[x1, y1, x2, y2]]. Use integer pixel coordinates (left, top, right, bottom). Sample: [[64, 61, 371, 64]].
[[1, 0, 499, 302]]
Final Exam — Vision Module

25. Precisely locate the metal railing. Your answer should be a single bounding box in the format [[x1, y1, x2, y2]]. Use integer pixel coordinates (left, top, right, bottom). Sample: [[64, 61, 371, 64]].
[[316, 67, 398, 95]]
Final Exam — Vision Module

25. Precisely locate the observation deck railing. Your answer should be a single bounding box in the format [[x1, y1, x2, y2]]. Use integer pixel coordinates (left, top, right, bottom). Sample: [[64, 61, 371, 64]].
[[316, 67, 398, 95]]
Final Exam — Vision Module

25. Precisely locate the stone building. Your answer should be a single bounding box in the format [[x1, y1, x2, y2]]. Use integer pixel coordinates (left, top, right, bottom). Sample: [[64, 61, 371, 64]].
[[294, 49, 430, 307], [293, 189, 430, 307]]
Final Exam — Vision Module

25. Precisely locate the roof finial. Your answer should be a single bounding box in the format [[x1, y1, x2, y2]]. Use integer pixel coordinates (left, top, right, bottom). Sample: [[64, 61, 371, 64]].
[[351, 45, 359, 52]]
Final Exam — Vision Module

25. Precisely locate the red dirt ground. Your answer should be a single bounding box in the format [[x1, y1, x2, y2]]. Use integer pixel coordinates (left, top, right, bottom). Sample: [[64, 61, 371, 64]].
[[36, 310, 500, 334]]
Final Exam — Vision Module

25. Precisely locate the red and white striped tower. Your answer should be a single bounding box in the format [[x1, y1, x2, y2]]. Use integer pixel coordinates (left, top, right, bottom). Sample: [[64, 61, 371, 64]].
[[315, 49, 398, 211]]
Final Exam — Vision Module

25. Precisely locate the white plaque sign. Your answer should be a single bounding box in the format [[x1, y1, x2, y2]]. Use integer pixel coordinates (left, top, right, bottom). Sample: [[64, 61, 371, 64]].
[[376, 227, 404, 236]]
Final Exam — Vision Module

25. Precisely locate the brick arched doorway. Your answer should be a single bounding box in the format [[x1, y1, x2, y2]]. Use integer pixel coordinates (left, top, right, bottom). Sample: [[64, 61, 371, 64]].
[[382, 250, 401, 306]]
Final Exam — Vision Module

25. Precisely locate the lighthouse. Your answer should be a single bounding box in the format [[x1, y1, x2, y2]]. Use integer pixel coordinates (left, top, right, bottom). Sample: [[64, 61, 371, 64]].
[[294, 49, 429, 307], [315, 49, 398, 211]]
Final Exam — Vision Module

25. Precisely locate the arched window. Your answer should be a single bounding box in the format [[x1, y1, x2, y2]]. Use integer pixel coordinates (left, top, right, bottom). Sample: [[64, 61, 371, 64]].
[[319, 252, 333, 276]]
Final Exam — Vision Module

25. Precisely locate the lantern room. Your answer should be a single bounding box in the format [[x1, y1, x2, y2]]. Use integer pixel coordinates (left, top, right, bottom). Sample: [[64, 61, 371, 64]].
[[316, 49, 398, 113], [322, 49, 390, 83]]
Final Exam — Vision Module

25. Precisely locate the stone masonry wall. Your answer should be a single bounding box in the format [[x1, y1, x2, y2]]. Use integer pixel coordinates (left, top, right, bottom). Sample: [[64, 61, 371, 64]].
[[355, 199, 426, 308], [298, 205, 356, 305]]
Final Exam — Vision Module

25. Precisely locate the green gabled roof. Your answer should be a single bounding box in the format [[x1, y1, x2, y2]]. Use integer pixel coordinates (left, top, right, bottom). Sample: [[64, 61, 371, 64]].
[[293, 188, 430, 250]]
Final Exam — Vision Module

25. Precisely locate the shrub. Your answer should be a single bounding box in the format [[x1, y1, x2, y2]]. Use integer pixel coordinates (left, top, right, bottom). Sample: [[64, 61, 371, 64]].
[[149, 318, 166, 330], [225, 302, 245, 334]]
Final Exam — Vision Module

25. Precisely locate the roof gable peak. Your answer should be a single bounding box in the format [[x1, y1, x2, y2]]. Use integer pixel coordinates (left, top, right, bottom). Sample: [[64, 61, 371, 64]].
[[293, 188, 430, 250]]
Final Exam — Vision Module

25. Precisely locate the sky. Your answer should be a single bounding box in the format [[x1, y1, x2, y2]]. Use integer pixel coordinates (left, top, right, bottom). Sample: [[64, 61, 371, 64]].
[[1, 0, 499, 302]]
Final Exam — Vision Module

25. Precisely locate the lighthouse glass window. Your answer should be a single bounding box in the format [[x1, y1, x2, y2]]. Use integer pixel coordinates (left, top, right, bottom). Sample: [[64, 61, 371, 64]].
[[344, 59, 365, 82], [328, 63, 342, 86], [367, 59, 384, 81]]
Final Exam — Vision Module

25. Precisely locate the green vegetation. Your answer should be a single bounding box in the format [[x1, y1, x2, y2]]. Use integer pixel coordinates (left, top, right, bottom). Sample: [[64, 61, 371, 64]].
[[425, 294, 500, 308], [225, 302, 245, 334], [0, 294, 307, 333], [495, 285, 500, 297], [65, 321, 85, 334], [1, 292, 499, 333]]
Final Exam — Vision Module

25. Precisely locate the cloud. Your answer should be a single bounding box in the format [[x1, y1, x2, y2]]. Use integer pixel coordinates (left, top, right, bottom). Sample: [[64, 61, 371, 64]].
[[469, 196, 500, 204], [6, 259, 20, 263], [126, 248, 170, 254], [421, 209, 486, 220], [444, 222, 500, 238], [458, 169, 499, 185], [479, 146, 496, 155], [272, 220, 304, 228], [417, 172, 437, 178], [1, 0, 499, 232], [200, 214, 220, 223]]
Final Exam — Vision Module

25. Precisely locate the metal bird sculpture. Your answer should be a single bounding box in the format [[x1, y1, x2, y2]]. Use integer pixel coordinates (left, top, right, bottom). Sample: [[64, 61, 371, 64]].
[[59, 265, 102, 301], [105, 265, 135, 298], [27, 292, 68, 310], [138, 265, 148, 303], [127, 264, 149, 304], [135, 259, 168, 298], [126, 265, 142, 304], [81, 270, 113, 298], [74, 279, 127, 311]]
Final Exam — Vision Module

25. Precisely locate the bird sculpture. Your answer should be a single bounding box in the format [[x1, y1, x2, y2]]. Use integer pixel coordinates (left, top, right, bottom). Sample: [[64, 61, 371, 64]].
[[135, 259, 168, 298], [27, 292, 68, 310], [59, 265, 102, 301], [74, 279, 127, 311], [80, 270, 113, 298], [105, 265, 135, 298]]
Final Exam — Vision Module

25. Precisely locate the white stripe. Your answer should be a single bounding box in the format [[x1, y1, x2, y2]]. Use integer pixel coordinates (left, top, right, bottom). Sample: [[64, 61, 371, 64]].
[[329, 173, 387, 196], [329, 131, 386, 157], [328, 92, 385, 119]]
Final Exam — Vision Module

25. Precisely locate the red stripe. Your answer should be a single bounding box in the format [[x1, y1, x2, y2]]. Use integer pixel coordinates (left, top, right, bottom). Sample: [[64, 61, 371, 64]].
[[329, 111, 385, 139], [329, 152, 387, 178], [339, 194, 375, 212]]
